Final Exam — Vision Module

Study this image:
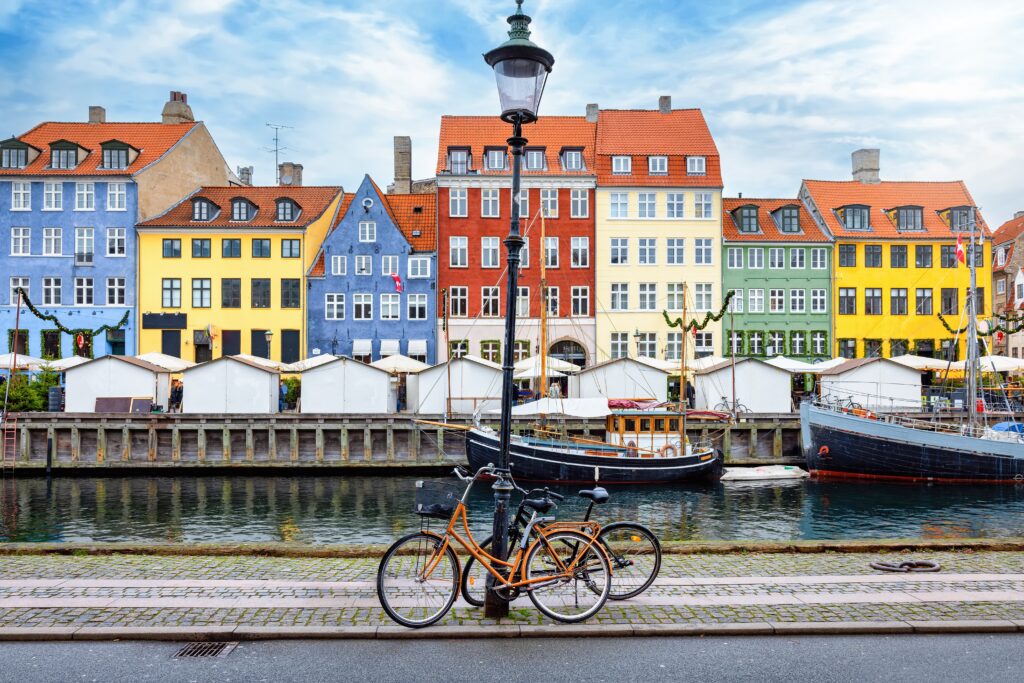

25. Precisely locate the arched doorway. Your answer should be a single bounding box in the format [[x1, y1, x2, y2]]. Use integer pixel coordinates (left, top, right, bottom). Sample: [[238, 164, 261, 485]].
[[549, 339, 587, 368]]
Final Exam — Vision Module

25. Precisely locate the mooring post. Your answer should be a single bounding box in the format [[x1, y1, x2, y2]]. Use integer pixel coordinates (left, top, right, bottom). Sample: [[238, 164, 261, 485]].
[[290, 427, 299, 462], [222, 427, 231, 462], [121, 425, 130, 461], [748, 426, 758, 459], [197, 427, 206, 462], [772, 423, 783, 458], [245, 427, 255, 462], [340, 426, 349, 461], [363, 425, 372, 461], [315, 426, 324, 462], [386, 422, 395, 461], [96, 426, 106, 464], [170, 426, 180, 462]]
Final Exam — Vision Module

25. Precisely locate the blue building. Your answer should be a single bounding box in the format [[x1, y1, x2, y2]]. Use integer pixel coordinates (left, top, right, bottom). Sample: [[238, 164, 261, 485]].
[[307, 176, 437, 363], [0, 95, 234, 358]]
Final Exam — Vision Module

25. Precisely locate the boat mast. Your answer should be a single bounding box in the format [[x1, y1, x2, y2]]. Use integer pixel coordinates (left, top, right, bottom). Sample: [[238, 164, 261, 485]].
[[729, 306, 736, 416], [442, 287, 452, 420], [966, 207, 980, 428], [539, 208, 547, 397], [680, 282, 688, 454]]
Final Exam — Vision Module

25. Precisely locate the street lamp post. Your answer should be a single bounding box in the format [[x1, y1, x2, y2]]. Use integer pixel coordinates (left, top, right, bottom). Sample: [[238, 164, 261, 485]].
[[482, 0, 553, 619], [263, 330, 273, 359]]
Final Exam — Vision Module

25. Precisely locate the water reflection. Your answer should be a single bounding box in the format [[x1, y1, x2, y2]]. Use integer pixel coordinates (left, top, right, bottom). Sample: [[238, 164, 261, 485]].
[[2, 475, 1024, 544]]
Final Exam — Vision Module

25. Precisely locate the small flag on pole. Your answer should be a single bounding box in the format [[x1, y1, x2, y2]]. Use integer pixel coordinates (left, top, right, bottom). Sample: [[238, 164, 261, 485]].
[[956, 234, 966, 264], [391, 273, 403, 293]]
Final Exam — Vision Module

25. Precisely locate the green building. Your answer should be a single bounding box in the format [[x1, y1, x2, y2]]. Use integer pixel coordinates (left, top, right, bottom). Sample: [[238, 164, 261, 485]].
[[721, 198, 832, 360]]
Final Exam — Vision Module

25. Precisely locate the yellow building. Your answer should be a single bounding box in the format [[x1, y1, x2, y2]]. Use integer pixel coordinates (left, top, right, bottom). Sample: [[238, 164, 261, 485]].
[[136, 185, 343, 362], [801, 154, 990, 360], [593, 101, 724, 362]]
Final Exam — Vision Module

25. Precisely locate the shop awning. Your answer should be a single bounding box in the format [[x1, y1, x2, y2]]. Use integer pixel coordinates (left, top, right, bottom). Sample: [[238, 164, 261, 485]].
[[380, 339, 400, 357], [408, 339, 428, 357], [352, 339, 372, 356]]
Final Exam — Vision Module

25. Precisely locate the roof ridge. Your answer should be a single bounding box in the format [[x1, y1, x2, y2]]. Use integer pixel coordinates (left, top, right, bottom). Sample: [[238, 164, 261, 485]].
[[598, 107, 705, 113], [803, 178, 968, 185]]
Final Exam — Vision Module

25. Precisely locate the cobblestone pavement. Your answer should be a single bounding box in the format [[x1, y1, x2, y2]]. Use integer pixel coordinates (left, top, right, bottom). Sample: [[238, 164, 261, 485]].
[[0, 551, 1023, 630]]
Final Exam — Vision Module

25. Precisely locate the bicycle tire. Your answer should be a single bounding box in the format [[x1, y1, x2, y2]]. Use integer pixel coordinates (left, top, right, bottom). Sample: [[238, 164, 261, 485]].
[[525, 530, 611, 623], [598, 522, 662, 600], [377, 531, 459, 628], [460, 534, 493, 608]]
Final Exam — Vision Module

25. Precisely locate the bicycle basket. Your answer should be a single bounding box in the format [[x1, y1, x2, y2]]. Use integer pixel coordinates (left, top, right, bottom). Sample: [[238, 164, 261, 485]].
[[413, 480, 460, 519]]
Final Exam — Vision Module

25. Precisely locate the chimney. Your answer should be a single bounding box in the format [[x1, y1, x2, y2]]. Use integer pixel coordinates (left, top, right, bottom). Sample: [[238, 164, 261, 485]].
[[88, 106, 106, 124], [392, 136, 412, 194], [851, 148, 880, 184], [658, 95, 671, 114], [585, 103, 598, 123], [161, 90, 194, 124], [1015, 210, 1024, 220], [278, 162, 303, 186], [237, 166, 253, 186]]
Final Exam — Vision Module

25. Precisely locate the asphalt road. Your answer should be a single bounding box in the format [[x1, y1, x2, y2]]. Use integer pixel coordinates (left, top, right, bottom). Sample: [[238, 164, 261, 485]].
[[0, 635, 1020, 683]]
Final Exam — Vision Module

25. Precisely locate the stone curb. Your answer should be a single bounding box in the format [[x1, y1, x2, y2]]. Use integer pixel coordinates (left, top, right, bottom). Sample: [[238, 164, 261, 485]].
[[3, 621, 1024, 642]]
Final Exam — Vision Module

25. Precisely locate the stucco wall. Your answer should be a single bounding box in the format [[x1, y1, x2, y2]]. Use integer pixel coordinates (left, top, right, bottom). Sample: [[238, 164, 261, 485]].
[[134, 124, 233, 221]]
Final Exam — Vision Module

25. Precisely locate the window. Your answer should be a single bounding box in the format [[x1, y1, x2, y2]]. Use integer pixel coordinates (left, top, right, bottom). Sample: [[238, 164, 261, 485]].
[[561, 149, 583, 171], [891, 288, 908, 315], [865, 245, 882, 267], [51, 147, 76, 169], [667, 283, 684, 311], [571, 286, 589, 316], [408, 293, 427, 320], [648, 156, 668, 175], [106, 182, 127, 211], [43, 182, 62, 210], [516, 286, 530, 317], [101, 146, 128, 169], [449, 236, 468, 267], [541, 189, 558, 218], [449, 340, 469, 358], [916, 288, 933, 315], [695, 332, 713, 357], [379, 293, 400, 320], [162, 238, 181, 258], [696, 193, 713, 218], [481, 286, 500, 317], [842, 205, 869, 230], [525, 149, 545, 170], [812, 332, 827, 356], [485, 148, 506, 170], [638, 238, 656, 265], [104, 228, 126, 257], [638, 192, 656, 218], [377, 255, 397, 277], [610, 238, 628, 265], [749, 332, 764, 356], [1, 146, 26, 168], [997, 278, 1006, 295], [897, 207, 923, 231], [635, 333, 656, 358], [11, 227, 30, 255], [916, 245, 932, 268], [325, 293, 345, 320], [192, 200, 212, 221], [408, 256, 430, 278], [767, 332, 785, 356], [192, 238, 211, 258], [891, 339, 909, 357], [610, 192, 628, 218], [839, 288, 856, 315], [480, 237, 499, 269], [610, 283, 629, 310], [889, 244, 907, 268], [838, 339, 857, 359], [974, 287, 986, 315], [231, 200, 250, 221], [726, 247, 743, 269], [864, 339, 883, 358], [516, 188, 528, 219], [811, 248, 827, 269], [355, 255, 372, 275], [738, 206, 758, 232], [791, 332, 806, 356], [695, 283, 712, 311], [74, 277, 93, 305], [778, 206, 799, 232], [639, 283, 657, 310], [281, 279, 301, 308], [8, 183, 34, 215], [447, 148, 469, 174], [839, 244, 856, 267], [748, 289, 764, 313], [940, 339, 959, 361], [8, 277, 27, 305], [940, 245, 957, 268], [967, 244, 984, 268], [790, 248, 805, 269], [251, 279, 271, 308], [748, 248, 764, 269], [666, 192, 684, 219], [544, 236, 559, 268], [769, 288, 785, 313], [612, 156, 631, 174], [695, 238, 712, 265], [449, 188, 467, 217], [221, 278, 241, 308], [43, 277, 62, 306], [449, 287, 468, 317], [768, 247, 785, 269], [276, 200, 295, 221], [75, 182, 94, 211], [280, 239, 300, 258], [729, 332, 744, 355], [571, 237, 589, 268], [192, 278, 211, 308], [864, 288, 882, 315], [570, 189, 588, 218], [481, 189, 500, 217], [480, 341, 501, 363], [950, 207, 973, 231], [358, 221, 376, 243], [74, 227, 93, 265], [353, 293, 373, 320], [811, 289, 827, 313], [161, 278, 180, 308], [214, 239, 237, 258], [610, 333, 628, 359], [790, 289, 806, 313], [44, 228, 62, 256], [687, 156, 706, 175], [667, 238, 685, 265], [545, 286, 559, 317], [106, 277, 125, 306], [665, 332, 682, 361], [727, 288, 743, 313]]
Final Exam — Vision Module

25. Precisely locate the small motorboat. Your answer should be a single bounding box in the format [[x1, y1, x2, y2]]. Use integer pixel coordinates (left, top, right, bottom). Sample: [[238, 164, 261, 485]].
[[720, 465, 809, 482]]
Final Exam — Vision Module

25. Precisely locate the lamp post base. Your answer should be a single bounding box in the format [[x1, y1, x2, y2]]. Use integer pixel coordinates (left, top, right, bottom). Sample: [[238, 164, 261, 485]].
[[483, 474, 513, 618]]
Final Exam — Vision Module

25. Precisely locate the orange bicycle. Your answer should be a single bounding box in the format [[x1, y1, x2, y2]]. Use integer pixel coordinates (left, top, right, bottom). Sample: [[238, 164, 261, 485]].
[[376, 464, 612, 628]]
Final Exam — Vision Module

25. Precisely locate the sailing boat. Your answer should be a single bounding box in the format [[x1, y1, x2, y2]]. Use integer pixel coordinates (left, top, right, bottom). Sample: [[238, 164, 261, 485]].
[[802, 211, 1024, 482]]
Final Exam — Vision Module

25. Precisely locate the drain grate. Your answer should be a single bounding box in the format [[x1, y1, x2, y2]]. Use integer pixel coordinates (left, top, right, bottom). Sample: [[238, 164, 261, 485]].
[[173, 641, 238, 659]]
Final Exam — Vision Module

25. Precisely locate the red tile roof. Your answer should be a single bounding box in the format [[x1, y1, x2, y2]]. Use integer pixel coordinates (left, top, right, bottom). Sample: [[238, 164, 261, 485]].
[[309, 251, 326, 277], [993, 214, 1024, 246], [4, 122, 199, 176], [801, 180, 989, 240], [385, 193, 436, 252], [138, 186, 342, 229], [722, 198, 829, 242], [435, 115, 596, 177]]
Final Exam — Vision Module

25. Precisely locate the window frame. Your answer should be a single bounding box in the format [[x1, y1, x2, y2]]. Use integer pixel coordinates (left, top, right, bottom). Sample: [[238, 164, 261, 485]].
[[648, 156, 668, 175]]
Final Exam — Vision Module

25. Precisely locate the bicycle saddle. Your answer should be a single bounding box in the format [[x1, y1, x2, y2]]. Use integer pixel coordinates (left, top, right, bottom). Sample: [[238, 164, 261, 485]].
[[578, 487, 609, 504], [522, 497, 555, 513]]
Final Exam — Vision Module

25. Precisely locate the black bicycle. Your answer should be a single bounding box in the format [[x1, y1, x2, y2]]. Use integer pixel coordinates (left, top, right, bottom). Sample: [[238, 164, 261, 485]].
[[459, 476, 661, 606]]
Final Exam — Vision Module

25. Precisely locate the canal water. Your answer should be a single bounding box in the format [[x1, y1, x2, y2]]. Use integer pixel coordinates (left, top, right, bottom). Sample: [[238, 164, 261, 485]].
[[3, 474, 1024, 544]]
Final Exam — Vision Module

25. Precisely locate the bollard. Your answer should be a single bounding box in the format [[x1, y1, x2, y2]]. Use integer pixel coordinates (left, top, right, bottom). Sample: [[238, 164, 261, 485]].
[[46, 434, 53, 477]]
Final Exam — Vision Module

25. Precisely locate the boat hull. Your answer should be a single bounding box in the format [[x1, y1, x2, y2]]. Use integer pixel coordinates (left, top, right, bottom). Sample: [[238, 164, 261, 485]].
[[801, 402, 1024, 483], [466, 429, 722, 484]]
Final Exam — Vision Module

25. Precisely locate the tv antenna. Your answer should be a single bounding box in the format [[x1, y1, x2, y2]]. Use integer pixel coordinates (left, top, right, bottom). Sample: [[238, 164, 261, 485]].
[[264, 123, 293, 183]]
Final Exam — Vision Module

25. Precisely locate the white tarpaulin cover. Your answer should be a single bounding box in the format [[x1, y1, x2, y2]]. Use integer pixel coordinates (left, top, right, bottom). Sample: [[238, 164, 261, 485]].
[[42, 356, 90, 371], [808, 358, 847, 371], [765, 355, 818, 373], [135, 352, 196, 372], [232, 354, 283, 370], [379, 339, 400, 357], [949, 355, 1024, 372], [514, 367, 566, 380], [370, 354, 430, 373], [490, 397, 611, 419], [0, 353, 45, 370], [889, 354, 953, 372], [513, 355, 581, 374], [283, 354, 337, 372]]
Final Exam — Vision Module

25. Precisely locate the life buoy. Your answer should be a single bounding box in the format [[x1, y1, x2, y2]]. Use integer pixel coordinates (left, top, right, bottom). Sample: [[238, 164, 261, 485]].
[[626, 440, 638, 458], [660, 444, 677, 458], [818, 446, 830, 455]]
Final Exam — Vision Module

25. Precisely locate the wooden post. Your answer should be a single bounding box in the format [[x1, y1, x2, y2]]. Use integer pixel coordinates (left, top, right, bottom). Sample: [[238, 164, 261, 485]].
[[70, 426, 80, 462], [315, 426, 324, 462], [409, 426, 420, 462], [245, 427, 255, 462], [772, 423, 783, 459], [222, 427, 231, 462], [46, 426, 56, 463], [722, 425, 731, 463], [147, 424, 157, 462], [290, 427, 299, 462], [268, 427, 277, 462], [437, 428, 445, 461], [96, 426, 106, 464], [386, 422, 395, 462], [21, 426, 31, 462], [170, 426, 180, 462], [363, 425, 372, 461], [340, 426, 349, 461], [121, 425, 130, 461], [748, 426, 758, 459], [197, 427, 206, 462]]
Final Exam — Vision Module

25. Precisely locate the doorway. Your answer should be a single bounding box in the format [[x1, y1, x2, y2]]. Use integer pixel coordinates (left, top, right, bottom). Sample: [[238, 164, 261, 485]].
[[161, 330, 181, 358]]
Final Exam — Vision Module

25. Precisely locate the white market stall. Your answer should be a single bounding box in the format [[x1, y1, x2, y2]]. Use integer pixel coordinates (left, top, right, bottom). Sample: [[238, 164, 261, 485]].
[[134, 352, 195, 373], [571, 357, 669, 402], [411, 355, 502, 415], [301, 357, 393, 413], [818, 358, 922, 411], [0, 352, 45, 371], [64, 355, 171, 412], [182, 356, 279, 413], [694, 358, 793, 413], [41, 356, 90, 372]]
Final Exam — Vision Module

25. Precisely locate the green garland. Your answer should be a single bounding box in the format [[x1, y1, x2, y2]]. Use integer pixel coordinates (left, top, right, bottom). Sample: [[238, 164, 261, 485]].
[[13, 287, 129, 338], [663, 290, 735, 332], [937, 312, 1024, 337]]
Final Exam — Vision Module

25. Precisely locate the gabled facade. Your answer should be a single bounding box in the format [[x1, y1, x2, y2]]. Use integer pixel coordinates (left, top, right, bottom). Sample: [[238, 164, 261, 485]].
[[721, 198, 831, 360], [800, 149, 991, 360], [136, 185, 343, 363], [0, 93, 234, 359], [435, 114, 597, 367], [991, 211, 1024, 357], [306, 176, 437, 363], [594, 97, 724, 363]]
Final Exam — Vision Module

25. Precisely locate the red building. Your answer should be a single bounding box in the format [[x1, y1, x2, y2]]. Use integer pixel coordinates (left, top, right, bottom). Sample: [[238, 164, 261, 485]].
[[435, 114, 597, 367]]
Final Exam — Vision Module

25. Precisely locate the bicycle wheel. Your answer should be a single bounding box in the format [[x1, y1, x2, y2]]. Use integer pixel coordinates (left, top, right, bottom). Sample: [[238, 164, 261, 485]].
[[460, 535, 492, 607], [524, 530, 611, 623], [598, 522, 662, 600], [377, 531, 459, 628]]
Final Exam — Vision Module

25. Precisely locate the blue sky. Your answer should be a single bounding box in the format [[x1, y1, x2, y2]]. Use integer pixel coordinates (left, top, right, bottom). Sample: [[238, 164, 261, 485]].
[[2, 0, 1023, 224]]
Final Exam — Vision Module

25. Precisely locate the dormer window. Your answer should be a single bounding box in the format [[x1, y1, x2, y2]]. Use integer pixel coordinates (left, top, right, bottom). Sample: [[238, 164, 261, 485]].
[[101, 143, 129, 170], [648, 156, 668, 175], [561, 149, 583, 171], [232, 199, 254, 221], [687, 156, 706, 175], [485, 148, 507, 170], [192, 199, 213, 221], [276, 199, 297, 222], [896, 206, 923, 231], [736, 205, 759, 233], [50, 144, 78, 170], [447, 148, 470, 174], [1, 144, 27, 169], [524, 148, 545, 171], [612, 156, 631, 175], [776, 205, 800, 233], [949, 206, 973, 231], [838, 205, 870, 230]]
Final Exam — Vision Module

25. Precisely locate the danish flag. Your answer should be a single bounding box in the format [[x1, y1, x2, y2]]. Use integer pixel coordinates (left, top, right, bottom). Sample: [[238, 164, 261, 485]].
[[956, 234, 966, 264], [391, 273, 403, 293]]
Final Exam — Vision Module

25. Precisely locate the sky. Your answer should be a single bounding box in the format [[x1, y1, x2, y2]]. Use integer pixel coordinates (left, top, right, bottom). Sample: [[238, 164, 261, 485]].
[[2, 0, 1023, 224]]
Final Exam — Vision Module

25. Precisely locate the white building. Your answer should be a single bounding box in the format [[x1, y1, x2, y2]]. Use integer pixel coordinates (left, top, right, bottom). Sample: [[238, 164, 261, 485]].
[[818, 358, 922, 411], [64, 356, 171, 412], [182, 356, 279, 413], [694, 358, 792, 413], [300, 357, 393, 413], [411, 355, 503, 415], [571, 357, 668, 402]]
